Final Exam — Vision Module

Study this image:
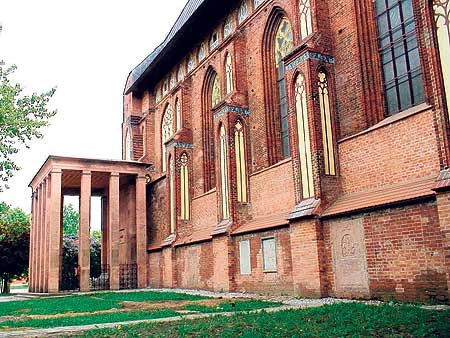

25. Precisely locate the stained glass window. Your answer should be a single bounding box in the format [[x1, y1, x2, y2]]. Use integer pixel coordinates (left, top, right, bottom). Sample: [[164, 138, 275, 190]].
[[235, 121, 247, 202], [318, 71, 336, 176], [295, 74, 314, 198], [433, 0, 450, 118], [238, 1, 249, 24], [226, 53, 234, 94], [224, 16, 235, 37], [274, 18, 294, 66], [299, 0, 312, 40], [198, 43, 207, 62], [161, 104, 174, 171], [375, 0, 424, 115], [180, 153, 190, 220], [220, 125, 230, 219], [212, 75, 221, 107]]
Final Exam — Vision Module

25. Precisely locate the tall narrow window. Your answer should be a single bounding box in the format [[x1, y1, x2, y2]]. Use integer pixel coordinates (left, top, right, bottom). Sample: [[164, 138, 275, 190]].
[[176, 98, 182, 131], [125, 129, 132, 161], [212, 74, 221, 107], [177, 65, 184, 82], [226, 53, 234, 95], [180, 153, 190, 220], [234, 121, 248, 202], [224, 16, 235, 38], [295, 74, 314, 198], [375, 0, 424, 115], [162, 104, 174, 171], [187, 54, 195, 73], [318, 71, 336, 176], [433, 0, 450, 118], [220, 125, 230, 220], [299, 0, 312, 40], [275, 18, 294, 158], [238, 1, 249, 24], [169, 156, 176, 233]]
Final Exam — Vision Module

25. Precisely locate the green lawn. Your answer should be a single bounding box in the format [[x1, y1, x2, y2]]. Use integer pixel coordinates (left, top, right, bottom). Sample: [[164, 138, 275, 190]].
[[0, 291, 206, 316], [73, 303, 450, 338], [10, 284, 29, 290]]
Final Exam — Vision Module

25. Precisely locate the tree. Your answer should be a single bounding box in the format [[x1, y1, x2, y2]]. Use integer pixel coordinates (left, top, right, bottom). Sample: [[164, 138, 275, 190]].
[[63, 204, 79, 236], [0, 202, 30, 293], [0, 62, 57, 191]]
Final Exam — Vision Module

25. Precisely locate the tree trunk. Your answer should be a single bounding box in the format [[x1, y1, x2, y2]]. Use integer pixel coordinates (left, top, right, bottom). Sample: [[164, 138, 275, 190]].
[[1, 277, 10, 294]]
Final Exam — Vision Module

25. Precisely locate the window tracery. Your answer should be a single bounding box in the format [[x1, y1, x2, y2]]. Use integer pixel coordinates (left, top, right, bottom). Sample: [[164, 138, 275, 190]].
[[187, 54, 195, 73], [198, 43, 207, 62], [234, 121, 247, 202], [161, 104, 174, 171], [212, 75, 221, 107], [225, 53, 234, 94], [224, 16, 235, 37], [180, 153, 190, 220], [220, 125, 230, 219], [274, 18, 294, 66], [299, 0, 312, 40], [238, 1, 249, 24]]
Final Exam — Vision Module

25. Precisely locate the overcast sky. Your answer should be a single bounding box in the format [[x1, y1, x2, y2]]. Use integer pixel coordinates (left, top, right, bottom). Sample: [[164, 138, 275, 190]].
[[0, 0, 187, 215]]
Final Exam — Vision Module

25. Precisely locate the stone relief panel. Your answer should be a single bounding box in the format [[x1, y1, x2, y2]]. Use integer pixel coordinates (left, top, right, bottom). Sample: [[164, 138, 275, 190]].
[[330, 217, 369, 294]]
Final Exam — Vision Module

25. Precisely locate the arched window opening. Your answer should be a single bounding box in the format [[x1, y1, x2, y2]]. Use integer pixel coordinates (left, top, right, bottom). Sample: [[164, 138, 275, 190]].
[[162, 104, 174, 171], [180, 153, 190, 220], [275, 18, 294, 158], [187, 54, 196, 73], [177, 65, 184, 82], [224, 16, 235, 38], [255, 0, 264, 8], [433, 0, 450, 118], [125, 129, 132, 161], [238, 1, 249, 24], [299, 0, 312, 40], [198, 43, 207, 62], [212, 74, 221, 107], [294, 74, 314, 198], [176, 98, 182, 131], [220, 125, 230, 219], [225, 53, 234, 95], [210, 32, 219, 50], [318, 71, 336, 176], [169, 155, 176, 233], [234, 121, 248, 202]]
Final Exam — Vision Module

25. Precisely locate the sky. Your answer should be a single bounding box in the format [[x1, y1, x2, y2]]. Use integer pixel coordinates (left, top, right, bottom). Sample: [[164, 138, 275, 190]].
[[0, 0, 187, 218]]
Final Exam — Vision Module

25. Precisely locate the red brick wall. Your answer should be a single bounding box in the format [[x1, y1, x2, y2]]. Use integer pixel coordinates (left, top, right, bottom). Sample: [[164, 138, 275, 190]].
[[232, 228, 294, 295], [147, 177, 170, 247], [339, 109, 441, 194], [323, 201, 449, 302], [191, 190, 218, 231]]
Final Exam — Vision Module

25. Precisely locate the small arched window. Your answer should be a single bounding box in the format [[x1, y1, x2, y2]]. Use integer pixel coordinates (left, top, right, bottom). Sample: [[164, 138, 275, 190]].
[[299, 0, 312, 40], [125, 129, 132, 161], [234, 121, 247, 202], [176, 98, 182, 131], [225, 53, 234, 95], [318, 71, 336, 176], [211, 74, 221, 107], [274, 18, 294, 158], [294, 74, 314, 198], [210, 32, 219, 50], [187, 54, 196, 73], [180, 153, 190, 220], [177, 65, 184, 82], [220, 124, 230, 219], [169, 155, 176, 233], [161, 104, 174, 171], [169, 73, 176, 90], [198, 43, 207, 62], [238, 1, 249, 24], [224, 16, 235, 38]]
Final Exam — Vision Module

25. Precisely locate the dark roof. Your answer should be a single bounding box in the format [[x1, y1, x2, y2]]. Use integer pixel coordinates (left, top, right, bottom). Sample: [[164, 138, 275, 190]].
[[124, 0, 237, 95]]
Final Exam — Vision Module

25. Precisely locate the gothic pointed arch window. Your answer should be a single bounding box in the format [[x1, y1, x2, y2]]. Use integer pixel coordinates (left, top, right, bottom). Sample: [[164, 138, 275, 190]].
[[225, 52, 234, 95], [220, 124, 230, 219], [180, 153, 190, 220], [161, 104, 174, 171], [212, 74, 221, 107], [198, 43, 207, 62], [224, 15, 235, 38], [234, 120, 248, 202], [187, 54, 196, 73], [318, 71, 336, 176], [176, 97, 182, 131], [294, 73, 314, 198], [298, 0, 312, 40], [275, 17, 294, 159], [238, 1, 249, 24], [177, 65, 184, 82], [433, 0, 450, 118], [169, 155, 176, 233], [125, 128, 132, 161]]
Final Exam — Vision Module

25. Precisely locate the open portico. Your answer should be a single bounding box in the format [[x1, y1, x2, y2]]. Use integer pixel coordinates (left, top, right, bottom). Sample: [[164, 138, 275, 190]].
[[28, 156, 151, 293]]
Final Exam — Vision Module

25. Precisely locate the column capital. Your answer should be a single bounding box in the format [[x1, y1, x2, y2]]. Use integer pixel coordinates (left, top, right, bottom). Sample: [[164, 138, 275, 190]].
[[51, 168, 62, 174], [82, 170, 92, 176], [110, 172, 120, 178]]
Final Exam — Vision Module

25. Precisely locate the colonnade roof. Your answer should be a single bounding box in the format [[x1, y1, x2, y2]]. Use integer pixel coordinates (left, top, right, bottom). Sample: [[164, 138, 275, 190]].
[[29, 156, 152, 191]]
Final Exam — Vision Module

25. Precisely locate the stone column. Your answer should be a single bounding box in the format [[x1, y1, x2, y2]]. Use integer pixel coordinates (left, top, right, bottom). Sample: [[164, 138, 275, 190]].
[[43, 179, 49, 293], [29, 191, 36, 292], [109, 172, 120, 290], [79, 171, 92, 292], [136, 174, 147, 288], [38, 183, 45, 293], [48, 169, 62, 293], [101, 196, 109, 266]]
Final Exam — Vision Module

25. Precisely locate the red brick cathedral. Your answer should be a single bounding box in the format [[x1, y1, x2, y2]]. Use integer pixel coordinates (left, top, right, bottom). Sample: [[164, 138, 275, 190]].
[[29, 0, 450, 302]]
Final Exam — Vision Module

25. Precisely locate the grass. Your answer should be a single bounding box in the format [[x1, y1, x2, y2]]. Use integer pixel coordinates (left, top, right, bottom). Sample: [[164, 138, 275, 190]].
[[0, 291, 206, 316], [73, 303, 450, 338], [10, 284, 28, 291]]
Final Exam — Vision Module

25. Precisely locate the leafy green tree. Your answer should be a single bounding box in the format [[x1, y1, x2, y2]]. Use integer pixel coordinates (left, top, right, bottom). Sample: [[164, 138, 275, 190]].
[[0, 62, 56, 191], [0, 202, 30, 293], [63, 204, 79, 236]]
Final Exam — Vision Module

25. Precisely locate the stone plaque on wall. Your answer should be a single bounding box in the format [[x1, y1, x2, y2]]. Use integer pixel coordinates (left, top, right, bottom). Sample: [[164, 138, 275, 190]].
[[330, 217, 369, 294]]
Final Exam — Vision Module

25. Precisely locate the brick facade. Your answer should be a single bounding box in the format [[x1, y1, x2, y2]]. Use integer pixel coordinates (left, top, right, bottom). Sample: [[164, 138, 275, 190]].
[[121, 0, 450, 302]]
